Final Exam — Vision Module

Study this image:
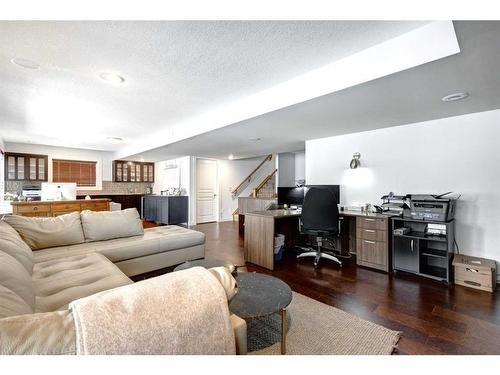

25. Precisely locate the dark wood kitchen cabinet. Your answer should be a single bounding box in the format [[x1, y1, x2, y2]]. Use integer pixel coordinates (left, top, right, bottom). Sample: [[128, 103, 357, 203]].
[[5, 152, 48, 181], [113, 160, 154, 183], [142, 195, 188, 225]]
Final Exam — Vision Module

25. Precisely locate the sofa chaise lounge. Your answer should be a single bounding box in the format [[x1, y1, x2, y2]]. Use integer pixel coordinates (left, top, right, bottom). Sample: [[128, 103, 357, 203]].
[[0, 209, 246, 354]]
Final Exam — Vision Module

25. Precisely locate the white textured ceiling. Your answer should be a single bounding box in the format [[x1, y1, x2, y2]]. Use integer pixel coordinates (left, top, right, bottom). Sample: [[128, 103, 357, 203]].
[[127, 21, 500, 161], [0, 21, 427, 151]]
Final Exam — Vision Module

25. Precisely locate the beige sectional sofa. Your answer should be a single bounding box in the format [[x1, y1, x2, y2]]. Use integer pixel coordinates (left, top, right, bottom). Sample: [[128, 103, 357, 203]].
[[0, 209, 246, 355]]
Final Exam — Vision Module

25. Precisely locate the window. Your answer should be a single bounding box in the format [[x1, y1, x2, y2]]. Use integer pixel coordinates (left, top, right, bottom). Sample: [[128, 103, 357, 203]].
[[52, 159, 97, 187]]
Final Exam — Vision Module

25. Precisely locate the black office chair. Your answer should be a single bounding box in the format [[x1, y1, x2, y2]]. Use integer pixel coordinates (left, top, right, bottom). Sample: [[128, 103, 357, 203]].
[[297, 187, 342, 268]]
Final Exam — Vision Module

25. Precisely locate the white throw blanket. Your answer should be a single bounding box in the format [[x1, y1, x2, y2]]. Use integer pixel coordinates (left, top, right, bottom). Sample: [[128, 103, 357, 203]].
[[69, 267, 236, 355]]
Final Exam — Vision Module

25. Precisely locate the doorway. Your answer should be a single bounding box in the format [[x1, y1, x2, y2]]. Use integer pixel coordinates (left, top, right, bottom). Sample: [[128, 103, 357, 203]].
[[196, 158, 218, 223]]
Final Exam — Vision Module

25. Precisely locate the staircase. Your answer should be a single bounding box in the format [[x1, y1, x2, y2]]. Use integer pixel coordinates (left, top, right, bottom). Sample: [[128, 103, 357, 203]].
[[251, 169, 277, 198], [230, 155, 277, 218], [231, 154, 273, 197]]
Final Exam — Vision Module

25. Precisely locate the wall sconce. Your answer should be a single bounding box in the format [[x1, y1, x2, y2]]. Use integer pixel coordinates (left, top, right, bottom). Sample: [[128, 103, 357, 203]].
[[350, 152, 361, 169]]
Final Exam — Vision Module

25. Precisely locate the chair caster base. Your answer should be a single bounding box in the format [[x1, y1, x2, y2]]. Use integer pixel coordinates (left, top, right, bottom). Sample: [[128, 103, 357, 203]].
[[297, 250, 342, 268]]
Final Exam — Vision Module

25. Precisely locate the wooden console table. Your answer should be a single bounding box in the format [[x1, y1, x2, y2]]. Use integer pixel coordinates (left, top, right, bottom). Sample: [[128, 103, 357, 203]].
[[10, 199, 110, 217]]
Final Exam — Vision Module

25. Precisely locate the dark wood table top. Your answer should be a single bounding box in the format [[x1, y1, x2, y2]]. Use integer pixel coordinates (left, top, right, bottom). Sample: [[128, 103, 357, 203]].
[[245, 208, 390, 220], [229, 272, 292, 319]]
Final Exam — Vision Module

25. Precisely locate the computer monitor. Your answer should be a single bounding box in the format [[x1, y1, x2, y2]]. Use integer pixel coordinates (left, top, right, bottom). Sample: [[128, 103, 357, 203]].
[[277, 187, 305, 206], [304, 185, 340, 204], [41, 182, 77, 201]]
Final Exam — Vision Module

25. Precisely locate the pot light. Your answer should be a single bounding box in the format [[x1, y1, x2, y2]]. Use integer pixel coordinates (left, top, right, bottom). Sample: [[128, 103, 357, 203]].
[[11, 57, 40, 70], [228, 154, 234, 160], [106, 137, 124, 144], [441, 92, 469, 102], [249, 137, 261, 141], [99, 72, 125, 84]]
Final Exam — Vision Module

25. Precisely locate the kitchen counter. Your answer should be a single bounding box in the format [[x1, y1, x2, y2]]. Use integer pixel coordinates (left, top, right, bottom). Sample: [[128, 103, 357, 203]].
[[77, 194, 144, 212], [77, 193, 146, 196]]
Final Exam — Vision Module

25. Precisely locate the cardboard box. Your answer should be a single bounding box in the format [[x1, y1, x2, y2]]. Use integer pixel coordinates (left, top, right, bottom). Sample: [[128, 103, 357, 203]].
[[453, 254, 496, 293]]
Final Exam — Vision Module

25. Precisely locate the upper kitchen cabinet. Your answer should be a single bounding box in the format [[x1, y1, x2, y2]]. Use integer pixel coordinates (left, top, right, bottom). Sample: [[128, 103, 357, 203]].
[[5, 153, 48, 181], [113, 160, 154, 183]]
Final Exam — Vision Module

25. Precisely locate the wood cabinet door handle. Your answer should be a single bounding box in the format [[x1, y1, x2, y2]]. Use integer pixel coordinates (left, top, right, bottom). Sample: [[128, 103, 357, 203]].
[[364, 240, 376, 244], [33, 207, 38, 211], [364, 218, 375, 222], [364, 229, 376, 233]]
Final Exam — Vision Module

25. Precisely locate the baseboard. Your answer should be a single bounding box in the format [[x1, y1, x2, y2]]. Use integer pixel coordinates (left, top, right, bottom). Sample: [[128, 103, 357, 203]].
[[218, 216, 234, 222]]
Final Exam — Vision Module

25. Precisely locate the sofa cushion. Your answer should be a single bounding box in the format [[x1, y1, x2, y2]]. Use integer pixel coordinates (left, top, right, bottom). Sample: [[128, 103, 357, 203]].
[[0, 251, 35, 309], [0, 284, 34, 319], [33, 252, 132, 312], [33, 225, 206, 264], [80, 208, 143, 242], [0, 310, 76, 354], [0, 220, 34, 273], [4, 212, 85, 250]]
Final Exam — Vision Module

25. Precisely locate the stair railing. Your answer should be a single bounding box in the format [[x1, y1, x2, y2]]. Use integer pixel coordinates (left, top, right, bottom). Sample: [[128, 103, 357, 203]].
[[230, 154, 273, 197]]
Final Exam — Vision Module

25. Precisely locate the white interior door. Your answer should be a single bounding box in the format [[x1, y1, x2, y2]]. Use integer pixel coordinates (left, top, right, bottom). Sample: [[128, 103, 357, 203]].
[[196, 159, 218, 223]]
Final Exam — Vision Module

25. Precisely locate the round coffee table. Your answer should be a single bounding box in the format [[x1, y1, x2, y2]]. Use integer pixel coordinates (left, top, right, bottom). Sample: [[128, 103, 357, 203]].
[[173, 259, 231, 272], [229, 272, 292, 354]]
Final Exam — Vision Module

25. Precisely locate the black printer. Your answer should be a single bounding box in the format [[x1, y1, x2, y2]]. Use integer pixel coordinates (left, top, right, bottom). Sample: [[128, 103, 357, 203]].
[[404, 192, 458, 222]]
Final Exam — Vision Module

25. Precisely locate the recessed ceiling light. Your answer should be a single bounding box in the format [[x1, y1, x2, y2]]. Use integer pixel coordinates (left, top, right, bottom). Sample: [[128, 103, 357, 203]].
[[441, 92, 469, 102], [106, 137, 124, 144], [11, 57, 40, 70], [99, 72, 125, 84], [228, 154, 234, 160], [249, 137, 262, 141]]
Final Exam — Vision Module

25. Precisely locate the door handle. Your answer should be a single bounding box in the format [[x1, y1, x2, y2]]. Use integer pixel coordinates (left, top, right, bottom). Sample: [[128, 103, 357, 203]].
[[364, 240, 376, 244], [364, 229, 375, 233], [410, 239, 414, 252]]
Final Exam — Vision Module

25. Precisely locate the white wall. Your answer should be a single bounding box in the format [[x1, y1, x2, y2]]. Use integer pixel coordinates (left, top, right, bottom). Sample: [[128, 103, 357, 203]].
[[154, 156, 193, 224], [153, 156, 190, 196], [218, 155, 276, 221], [306, 109, 500, 276], [277, 151, 305, 186], [294, 151, 306, 182], [277, 153, 295, 187], [4, 142, 114, 190]]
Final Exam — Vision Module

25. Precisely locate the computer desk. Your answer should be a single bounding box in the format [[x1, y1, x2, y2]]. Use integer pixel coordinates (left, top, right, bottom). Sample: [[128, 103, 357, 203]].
[[244, 209, 390, 271]]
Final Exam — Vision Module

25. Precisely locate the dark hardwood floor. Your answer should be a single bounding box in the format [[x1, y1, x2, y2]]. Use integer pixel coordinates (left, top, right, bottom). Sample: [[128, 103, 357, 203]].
[[141, 220, 500, 355]]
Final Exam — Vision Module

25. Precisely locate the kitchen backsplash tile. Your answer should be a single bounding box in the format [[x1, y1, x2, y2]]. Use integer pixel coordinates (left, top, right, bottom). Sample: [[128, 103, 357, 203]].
[[5, 180, 152, 197], [78, 181, 152, 195]]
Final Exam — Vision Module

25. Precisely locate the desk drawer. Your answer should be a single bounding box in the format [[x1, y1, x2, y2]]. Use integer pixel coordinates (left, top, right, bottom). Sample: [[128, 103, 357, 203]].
[[356, 217, 387, 231], [356, 239, 388, 271], [51, 203, 81, 213], [15, 204, 51, 214], [81, 202, 109, 211], [356, 227, 387, 242]]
